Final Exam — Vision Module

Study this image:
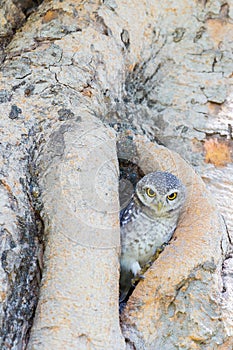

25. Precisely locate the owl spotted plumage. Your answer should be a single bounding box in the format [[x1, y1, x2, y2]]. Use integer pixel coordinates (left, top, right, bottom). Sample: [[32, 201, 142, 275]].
[[120, 171, 186, 302]]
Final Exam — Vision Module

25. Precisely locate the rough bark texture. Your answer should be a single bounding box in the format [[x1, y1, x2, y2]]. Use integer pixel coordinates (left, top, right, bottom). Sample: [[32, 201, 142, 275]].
[[0, 0, 232, 349], [0, 0, 43, 63]]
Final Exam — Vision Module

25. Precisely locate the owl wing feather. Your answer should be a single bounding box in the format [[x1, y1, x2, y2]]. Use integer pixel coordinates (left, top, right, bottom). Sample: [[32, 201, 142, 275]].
[[119, 197, 141, 302], [120, 196, 140, 227]]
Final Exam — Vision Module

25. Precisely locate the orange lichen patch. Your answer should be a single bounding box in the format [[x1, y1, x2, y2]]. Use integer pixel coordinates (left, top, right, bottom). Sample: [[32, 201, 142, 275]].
[[81, 88, 92, 97], [0, 291, 7, 300], [0, 179, 13, 195], [128, 63, 137, 72], [204, 138, 232, 167], [42, 9, 60, 23], [165, 7, 177, 14], [207, 101, 223, 115], [206, 19, 233, 47]]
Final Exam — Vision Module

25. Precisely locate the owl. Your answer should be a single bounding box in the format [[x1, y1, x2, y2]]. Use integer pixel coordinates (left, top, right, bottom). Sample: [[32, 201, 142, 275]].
[[120, 171, 186, 302]]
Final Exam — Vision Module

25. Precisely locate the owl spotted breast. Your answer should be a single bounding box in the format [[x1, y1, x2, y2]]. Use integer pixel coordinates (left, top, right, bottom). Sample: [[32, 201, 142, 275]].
[[120, 171, 186, 302]]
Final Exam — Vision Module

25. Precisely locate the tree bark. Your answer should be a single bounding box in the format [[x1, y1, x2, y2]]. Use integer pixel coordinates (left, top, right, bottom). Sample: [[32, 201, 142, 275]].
[[27, 116, 124, 349], [0, 0, 232, 349]]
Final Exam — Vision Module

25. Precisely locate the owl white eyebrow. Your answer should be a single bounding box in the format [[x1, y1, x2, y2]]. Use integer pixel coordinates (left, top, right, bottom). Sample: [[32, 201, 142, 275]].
[[142, 185, 157, 191], [133, 193, 149, 208]]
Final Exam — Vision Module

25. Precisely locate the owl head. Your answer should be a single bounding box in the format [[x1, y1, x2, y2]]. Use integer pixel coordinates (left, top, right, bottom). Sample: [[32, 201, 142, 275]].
[[135, 171, 186, 217]]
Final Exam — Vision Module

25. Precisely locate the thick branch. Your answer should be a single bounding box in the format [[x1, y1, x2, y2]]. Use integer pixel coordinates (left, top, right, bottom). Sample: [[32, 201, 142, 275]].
[[27, 115, 125, 349]]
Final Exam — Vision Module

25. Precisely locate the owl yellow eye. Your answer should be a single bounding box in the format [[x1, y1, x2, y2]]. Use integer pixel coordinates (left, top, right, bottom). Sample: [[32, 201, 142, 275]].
[[146, 188, 156, 197], [167, 192, 177, 201]]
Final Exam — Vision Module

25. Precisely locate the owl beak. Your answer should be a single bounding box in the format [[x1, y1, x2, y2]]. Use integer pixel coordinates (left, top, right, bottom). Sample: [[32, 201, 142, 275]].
[[157, 201, 163, 211]]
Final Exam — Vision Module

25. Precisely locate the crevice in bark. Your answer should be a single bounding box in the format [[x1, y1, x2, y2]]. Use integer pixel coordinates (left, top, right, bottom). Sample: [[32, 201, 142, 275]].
[[12, 0, 44, 17], [219, 3, 230, 19], [125, 337, 137, 350], [124, 57, 166, 106], [0, 0, 44, 64], [194, 127, 230, 138], [94, 13, 112, 36], [220, 215, 233, 298], [1, 214, 43, 349]]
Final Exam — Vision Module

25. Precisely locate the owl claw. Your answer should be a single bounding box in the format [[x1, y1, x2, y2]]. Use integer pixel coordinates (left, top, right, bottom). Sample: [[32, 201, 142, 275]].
[[130, 261, 141, 276], [131, 273, 145, 286]]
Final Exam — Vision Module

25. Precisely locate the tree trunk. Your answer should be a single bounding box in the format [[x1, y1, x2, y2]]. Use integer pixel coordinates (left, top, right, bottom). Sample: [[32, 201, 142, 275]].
[[0, 0, 232, 349]]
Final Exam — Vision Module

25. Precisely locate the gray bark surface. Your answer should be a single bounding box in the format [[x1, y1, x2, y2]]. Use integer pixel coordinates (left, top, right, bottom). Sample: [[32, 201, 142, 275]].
[[0, 0, 232, 349]]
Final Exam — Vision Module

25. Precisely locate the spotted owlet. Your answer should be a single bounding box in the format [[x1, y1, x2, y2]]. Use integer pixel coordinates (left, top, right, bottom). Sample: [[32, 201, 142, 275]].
[[120, 171, 186, 302]]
